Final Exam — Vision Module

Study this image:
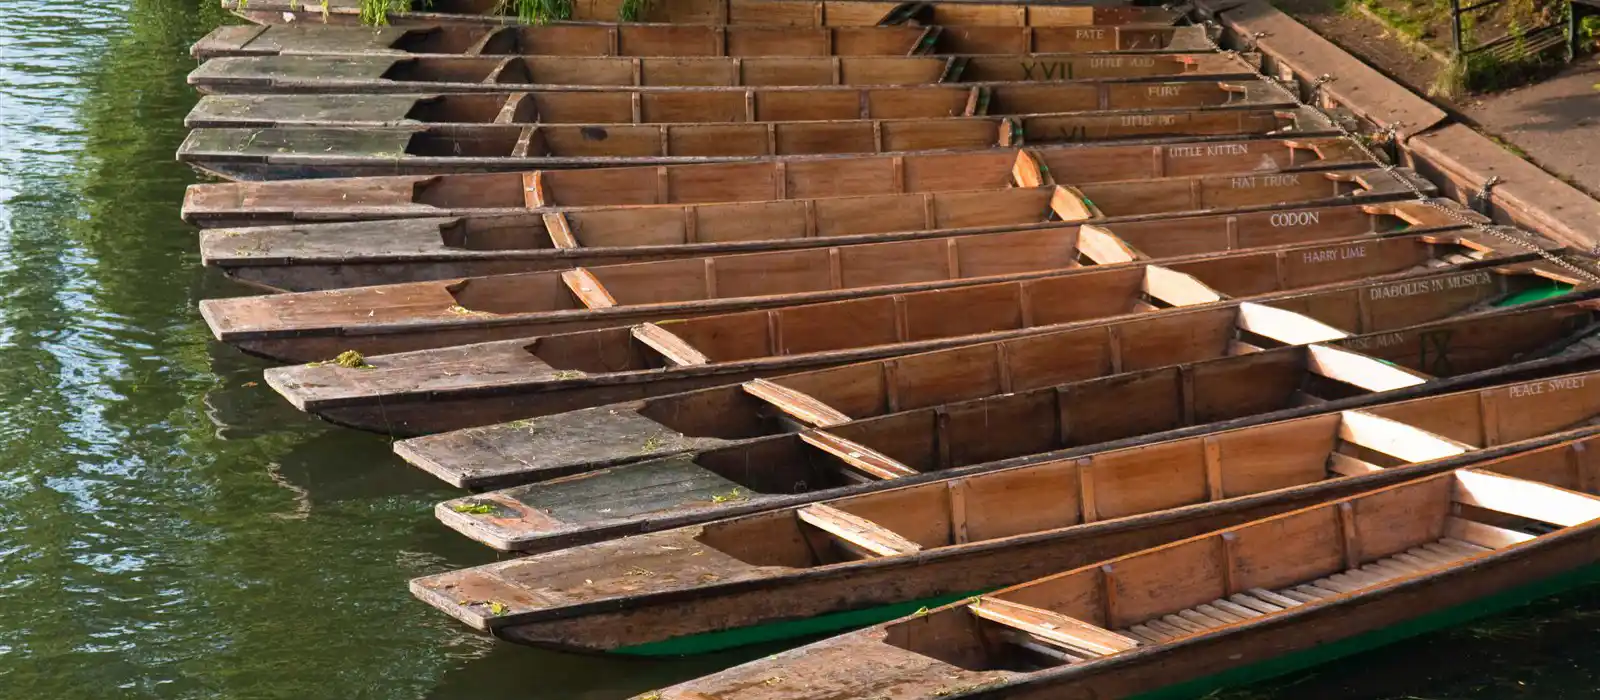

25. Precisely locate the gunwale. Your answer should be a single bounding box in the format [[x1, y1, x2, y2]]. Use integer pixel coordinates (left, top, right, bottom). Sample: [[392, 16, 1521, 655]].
[[228, 0, 1190, 29], [396, 266, 1587, 491], [186, 52, 1258, 96], [259, 255, 1582, 437], [191, 22, 1215, 60], [180, 134, 1361, 227], [177, 105, 1335, 180], [420, 293, 1600, 552], [408, 371, 1600, 655], [199, 218, 1519, 359], [628, 454, 1600, 697], [182, 78, 1292, 129]]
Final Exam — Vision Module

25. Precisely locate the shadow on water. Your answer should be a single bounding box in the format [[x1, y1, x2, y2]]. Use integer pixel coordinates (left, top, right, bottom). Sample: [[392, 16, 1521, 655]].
[[1, 1, 1598, 699]]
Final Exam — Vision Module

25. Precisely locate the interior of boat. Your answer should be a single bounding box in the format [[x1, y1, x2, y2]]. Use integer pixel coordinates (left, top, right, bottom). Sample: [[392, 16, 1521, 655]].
[[873, 463, 1600, 672]]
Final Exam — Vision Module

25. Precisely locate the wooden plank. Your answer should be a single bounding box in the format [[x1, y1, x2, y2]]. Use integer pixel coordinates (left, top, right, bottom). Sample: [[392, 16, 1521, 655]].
[[1234, 302, 1350, 345], [522, 170, 547, 208], [742, 378, 851, 428], [1247, 588, 1303, 608], [797, 503, 921, 558], [1337, 411, 1472, 462], [542, 212, 578, 249], [1076, 224, 1143, 265], [1337, 501, 1361, 570], [1306, 344, 1431, 392], [1444, 516, 1535, 549], [1142, 265, 1224, 307], [800, 429, 919, 480], [560, 268, 617, 309], [1049, 185, 1095, 222], [970, 597, 1140, 657], [1228, 593, 1283, 614], [632, 322, 710, 366], [1013, 149, 1046, 188], [1453, 470, 1600, 527], [948, 478, 969, 544], [1327, 452, 1385, 477]]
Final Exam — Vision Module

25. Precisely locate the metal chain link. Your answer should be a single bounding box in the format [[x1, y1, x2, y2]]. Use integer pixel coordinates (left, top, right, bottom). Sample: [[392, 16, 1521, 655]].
[[1191, 20, 1600, 284]]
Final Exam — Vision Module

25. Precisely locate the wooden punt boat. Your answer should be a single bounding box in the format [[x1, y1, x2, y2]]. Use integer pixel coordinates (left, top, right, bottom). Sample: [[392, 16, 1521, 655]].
[[230, 0, 1188, 29], [415, 370, 1600, 653], [178, 105, 1332, 180], [398, 267, 1585, 491], [260, 247, 1572, 437], [181, 133, 1357, 227], [201, 213, 1523, 366], [184, 77, 1290, 129], [186, 52, 1256, 96], [617, 452, 1600, 693], [192, 22, 1214, 60], [197, 157, 1400, 291], [208, 166, 1446, 354], [423, 291, 1599, 552]]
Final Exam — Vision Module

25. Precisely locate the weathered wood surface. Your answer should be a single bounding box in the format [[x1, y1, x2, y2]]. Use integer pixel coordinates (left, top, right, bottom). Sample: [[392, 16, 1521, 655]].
[[181, 135, 1362, 227], [230, 0, 1189, 29], [257, 252, 1581, 436], [397, 279, 1593, 491], [184, 78, 1291, 128], [179, 105, 1341, 180], [197, 164, 1429, 292], [192, 22, 1214, 60], [203, 169, 1466, 357], [201, 222, 1525, 364], [187, 52, 1259, 95], [420, 295, 1600, 553], [629, 461, 1600, 697]]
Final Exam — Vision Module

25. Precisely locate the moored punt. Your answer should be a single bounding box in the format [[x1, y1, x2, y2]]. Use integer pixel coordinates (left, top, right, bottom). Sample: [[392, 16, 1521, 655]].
[[229, 0, 1188, 29], [410, 382, 1600, 657], [207, 167, 1453, 355], [198, 163, 1414, 291], [260, 251, 1573, 436], [401, 270, 1586, 491], [186, 53, 1257, 95], [192, 22, 1214, 60], [176, 105, 1336, 181], [181, 134, 1357, 227], [184, 78, 1290, 129], [424, 290, 1598, 548], [635, 456, 1600, 696]]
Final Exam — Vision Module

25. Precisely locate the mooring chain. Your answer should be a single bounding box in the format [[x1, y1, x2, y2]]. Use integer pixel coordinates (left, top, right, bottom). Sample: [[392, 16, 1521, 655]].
[[1192, 20, 1600, 284]]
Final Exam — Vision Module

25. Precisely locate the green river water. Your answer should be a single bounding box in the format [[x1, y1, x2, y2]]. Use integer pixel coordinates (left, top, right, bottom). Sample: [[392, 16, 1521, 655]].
[[4, 1, 1600, 698]]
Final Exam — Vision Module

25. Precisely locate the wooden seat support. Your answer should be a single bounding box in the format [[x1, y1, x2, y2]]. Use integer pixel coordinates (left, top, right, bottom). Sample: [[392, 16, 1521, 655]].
[[797, 503, 921, 558], [561, 268, 617, 309], [542, 212, 578, 249], [1076, 224, 1144, 265], [632, 322, 710, 366], [970, 597, 1140, 657], [1234, 302, 1350, 345], [1337, 411, 1472, 462], [800, 430, 919, 480], [1143, 265, 1224, 307], [743, 379, 851, 428], [1305, 344, 1431, 392], [1049, 185, 1098, 223]]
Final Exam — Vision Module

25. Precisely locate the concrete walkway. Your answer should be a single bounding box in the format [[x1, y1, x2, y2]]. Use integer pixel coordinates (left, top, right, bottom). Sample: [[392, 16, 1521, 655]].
[[1463, 61, 1600, 200]]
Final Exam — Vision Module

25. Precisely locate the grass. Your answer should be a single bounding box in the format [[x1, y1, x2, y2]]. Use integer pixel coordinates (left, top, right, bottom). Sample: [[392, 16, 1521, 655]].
[[450, 501, 498, 515]]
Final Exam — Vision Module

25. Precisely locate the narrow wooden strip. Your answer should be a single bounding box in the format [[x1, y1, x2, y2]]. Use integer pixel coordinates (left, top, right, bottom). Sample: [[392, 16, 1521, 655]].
[[683, 206, 699, 243], [542, 212, 577, 249], [632, 92, 643, 124], [1180, 365, 1197, 426], [1479, 391, 1502, 447], [945, 238, 961, 279], [1101, 564, 1118, 629], [933, 407, 952, 470], [882, 359, 901, 413], [1106, 325, 1124, 373], [995, 342, 1014, 394], [559, 268, 617, 310], [1337, 501, 1361, 570], [1440, 537, 1494, 553], [801, 429, 920, 480], [1306, 344, 1431, 392], [1203, 437, 1223, 501], [1248, 588, 1303, 608], [1229, 594, 1282, 614], [1143, 619, 1189, 639], [1195, 604, 1245, 624], [1278, 589, 1321, 604], [522, 170, 547, 209], [1210, 599, 1261, 619], [1444, 516, 1534, 549], [631, 322, 709, 366], [1012, 149, 1045, 188], [703, 257, 717, 299], [892, 295, 909, 341], [742, 379, 851, 428], [510, 125, 537, 158], [1177, 610, 1225, 629], [1327, 452, 1385, 477], [492, 92, 529, 124], [1128, 624, 1172, 643], [1419, 543, 1470, 561], [1235, 303, 1350, 345], [1049, 185, 1095, 222], [656, 166, 670, 204], [798, 503, 920, 558], [1219, 531, 1238, 596], [969, 597, 1138, 656], [947, 479, 969, 544], [826, 247, 842, 288], [1337, 410, 1473, 462], [1160, 614, 1207, 634], [1079, 459, 1098, 523]]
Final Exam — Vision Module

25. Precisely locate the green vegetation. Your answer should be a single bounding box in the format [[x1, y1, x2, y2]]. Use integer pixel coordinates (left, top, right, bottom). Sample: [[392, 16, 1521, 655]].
[[449, 501, 497, 515]]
